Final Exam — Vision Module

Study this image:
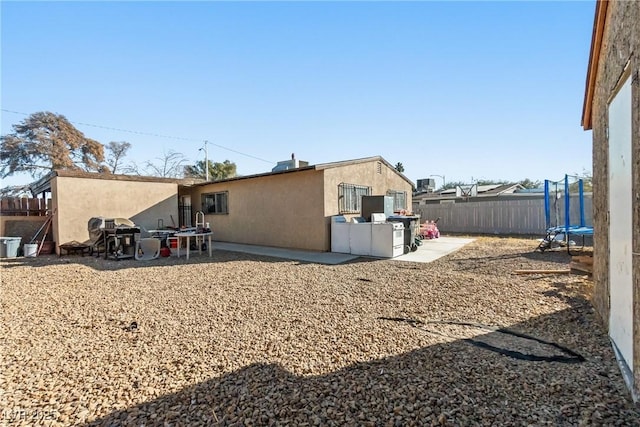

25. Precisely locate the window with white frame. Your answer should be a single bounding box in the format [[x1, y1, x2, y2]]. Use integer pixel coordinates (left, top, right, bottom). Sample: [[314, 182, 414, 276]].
[[202, 191, 228, 214], [387, 189, 407, 211], [338, 183, 371, 214]]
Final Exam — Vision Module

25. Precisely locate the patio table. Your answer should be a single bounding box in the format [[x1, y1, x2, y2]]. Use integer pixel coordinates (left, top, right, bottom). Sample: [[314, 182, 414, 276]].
[[174, 231, 213, 260]]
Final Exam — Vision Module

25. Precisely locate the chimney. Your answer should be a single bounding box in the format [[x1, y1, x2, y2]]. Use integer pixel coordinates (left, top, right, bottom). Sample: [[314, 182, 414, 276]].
[[272, 154, 308, 172]]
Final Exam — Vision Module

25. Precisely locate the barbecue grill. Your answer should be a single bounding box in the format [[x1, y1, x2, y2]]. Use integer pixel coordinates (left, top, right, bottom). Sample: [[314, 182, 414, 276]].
[[88, 217, 141, 260]]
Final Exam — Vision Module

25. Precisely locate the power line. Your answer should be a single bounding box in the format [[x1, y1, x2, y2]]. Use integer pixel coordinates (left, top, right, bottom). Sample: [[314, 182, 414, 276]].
[[1, 108, 274, 164]]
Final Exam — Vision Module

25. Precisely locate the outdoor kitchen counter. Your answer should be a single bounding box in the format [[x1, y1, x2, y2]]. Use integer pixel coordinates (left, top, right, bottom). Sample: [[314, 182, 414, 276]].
[[174, 231, 213, 260]]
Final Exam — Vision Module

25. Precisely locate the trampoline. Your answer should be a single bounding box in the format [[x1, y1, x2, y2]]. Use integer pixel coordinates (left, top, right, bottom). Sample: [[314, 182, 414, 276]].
[[537, 174, 593, 253]]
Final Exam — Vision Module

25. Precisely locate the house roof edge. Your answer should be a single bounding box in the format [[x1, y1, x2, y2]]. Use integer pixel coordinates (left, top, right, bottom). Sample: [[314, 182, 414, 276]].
[[582, 0, 609, 131], [189, 156, 415, 188]]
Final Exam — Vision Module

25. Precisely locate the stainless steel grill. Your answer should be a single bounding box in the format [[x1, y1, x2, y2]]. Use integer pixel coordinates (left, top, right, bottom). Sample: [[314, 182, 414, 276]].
[[88, 217, 140, 259]]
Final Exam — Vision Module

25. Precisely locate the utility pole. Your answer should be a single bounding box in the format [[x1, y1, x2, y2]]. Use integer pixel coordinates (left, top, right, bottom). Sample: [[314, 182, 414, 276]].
[[200, 141, 209, 181]]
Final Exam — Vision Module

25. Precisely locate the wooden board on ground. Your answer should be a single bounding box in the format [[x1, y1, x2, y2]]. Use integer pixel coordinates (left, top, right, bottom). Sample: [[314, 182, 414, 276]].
[[570, 261, 593, 274], [570, 254, 593, 275], [572, 255, 594, 265]]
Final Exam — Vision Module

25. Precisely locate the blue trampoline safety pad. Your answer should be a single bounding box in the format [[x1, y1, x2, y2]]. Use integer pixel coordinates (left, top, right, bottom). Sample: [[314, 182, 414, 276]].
[[546, 226, 594, 236]]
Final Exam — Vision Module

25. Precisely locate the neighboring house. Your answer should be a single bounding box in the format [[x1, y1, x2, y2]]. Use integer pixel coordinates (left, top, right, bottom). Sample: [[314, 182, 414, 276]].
[[413, 183, 526, 206], [184, 156, 413, 251], [581, 0, 639, 400], [28, 170, 197, 253]]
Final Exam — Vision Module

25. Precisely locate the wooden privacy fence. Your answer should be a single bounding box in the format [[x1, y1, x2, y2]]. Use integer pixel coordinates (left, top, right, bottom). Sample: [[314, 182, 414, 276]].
[[414, 196, 593, 235], [0, 197, 50, 216]]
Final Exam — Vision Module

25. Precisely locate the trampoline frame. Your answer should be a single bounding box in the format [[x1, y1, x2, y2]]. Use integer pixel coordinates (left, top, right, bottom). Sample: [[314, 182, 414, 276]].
[[538, 175, 593, 254]]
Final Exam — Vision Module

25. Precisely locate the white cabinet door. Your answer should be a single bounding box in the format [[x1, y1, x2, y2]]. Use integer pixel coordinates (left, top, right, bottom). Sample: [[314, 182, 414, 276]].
[[349, 223, 372, 256], [371, 224, 392, 258], [608, 75, 634, 371], [331, 223, 351, 254]]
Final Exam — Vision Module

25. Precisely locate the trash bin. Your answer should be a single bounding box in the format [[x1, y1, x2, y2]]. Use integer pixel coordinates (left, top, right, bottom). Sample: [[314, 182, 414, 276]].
[[386, 215, 421, 252], [24, 243, 38, 257], [0, 237, 22, 258]]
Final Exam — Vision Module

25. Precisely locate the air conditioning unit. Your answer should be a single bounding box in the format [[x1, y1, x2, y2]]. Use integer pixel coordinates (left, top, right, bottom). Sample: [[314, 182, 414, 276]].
[[417, 178, 436, 192]]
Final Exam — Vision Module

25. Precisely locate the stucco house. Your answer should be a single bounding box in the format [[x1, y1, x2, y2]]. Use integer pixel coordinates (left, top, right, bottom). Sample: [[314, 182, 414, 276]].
[[581, 0, 639, 400], [183, 156, 413, 252], [21, 156, 411, 254]]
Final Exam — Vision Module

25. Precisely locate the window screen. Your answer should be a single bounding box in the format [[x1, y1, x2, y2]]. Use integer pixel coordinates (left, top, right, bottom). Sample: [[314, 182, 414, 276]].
[[338, 183, 371, 214], [202, 191, 228, 214], [386, 190, 407, 211]]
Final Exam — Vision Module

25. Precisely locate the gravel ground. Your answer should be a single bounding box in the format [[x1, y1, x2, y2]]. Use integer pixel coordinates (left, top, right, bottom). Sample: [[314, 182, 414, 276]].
[[1, 237, 638, 426]]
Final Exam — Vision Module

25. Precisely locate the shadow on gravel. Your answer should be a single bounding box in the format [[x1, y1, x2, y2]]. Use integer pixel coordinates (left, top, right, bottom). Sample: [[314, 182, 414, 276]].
[[84, 306, 639, 426], [450, 249, 571, 273], [542, 281, 591, 308]]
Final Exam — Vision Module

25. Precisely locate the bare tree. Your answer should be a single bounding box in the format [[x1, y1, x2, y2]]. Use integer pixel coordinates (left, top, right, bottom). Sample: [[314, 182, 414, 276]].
[[143, 150, 188, 178], [0, 184, 32, 197], [105, 141, 131, 174], [0, 111, 107, 178], [120, 162, 141, 175]]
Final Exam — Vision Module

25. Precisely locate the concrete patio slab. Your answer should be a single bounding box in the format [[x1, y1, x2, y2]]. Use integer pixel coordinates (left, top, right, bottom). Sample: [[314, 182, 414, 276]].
[[212, 236, 474, 265], [212, 242, 359, 265], [392, 236, 475, 263]]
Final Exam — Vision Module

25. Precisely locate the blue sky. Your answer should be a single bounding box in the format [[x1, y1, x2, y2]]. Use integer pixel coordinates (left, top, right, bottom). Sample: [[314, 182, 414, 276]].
[[1, 1, 595, 188]]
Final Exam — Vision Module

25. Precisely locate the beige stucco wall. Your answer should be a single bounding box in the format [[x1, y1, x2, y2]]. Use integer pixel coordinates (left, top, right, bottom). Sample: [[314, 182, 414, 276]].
[[52, 176, 179, 250], [322, 160, 413, 249], [185, 160, 413, 252], [187, 169, 327, 251], [322, 160, 413, 217]]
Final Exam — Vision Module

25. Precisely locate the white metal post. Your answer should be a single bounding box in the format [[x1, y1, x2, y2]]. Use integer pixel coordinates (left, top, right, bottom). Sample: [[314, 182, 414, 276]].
[[203, 141, 209, 181]]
